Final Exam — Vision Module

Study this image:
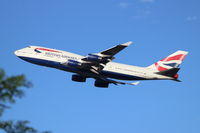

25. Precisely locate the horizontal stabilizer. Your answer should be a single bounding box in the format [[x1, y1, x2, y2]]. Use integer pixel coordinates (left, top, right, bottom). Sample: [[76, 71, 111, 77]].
[[156, 68, 180, 77], [174, 79, 182, 82], [129, 81, 140, 85]]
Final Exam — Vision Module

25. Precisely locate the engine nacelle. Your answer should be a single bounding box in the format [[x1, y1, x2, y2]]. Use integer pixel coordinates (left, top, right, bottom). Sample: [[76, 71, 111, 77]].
[[87, 53, 102, 62], [67, 59, 82, 67], [72, 75, 86, 82], [94, 80, 109, 88]]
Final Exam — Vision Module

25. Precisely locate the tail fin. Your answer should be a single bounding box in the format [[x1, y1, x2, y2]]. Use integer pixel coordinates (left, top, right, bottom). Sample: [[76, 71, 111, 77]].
[[147, 50, 188, 78]]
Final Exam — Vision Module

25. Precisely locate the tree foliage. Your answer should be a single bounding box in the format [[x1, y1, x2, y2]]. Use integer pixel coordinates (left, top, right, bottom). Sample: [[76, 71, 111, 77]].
[[0, 121, 51, 133], [0, 69, 32, 115], [0, 68, 51, 133]]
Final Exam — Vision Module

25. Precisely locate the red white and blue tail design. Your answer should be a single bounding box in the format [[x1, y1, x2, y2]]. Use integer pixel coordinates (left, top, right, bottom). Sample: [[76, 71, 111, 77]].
[[148, 50, 188, 73]]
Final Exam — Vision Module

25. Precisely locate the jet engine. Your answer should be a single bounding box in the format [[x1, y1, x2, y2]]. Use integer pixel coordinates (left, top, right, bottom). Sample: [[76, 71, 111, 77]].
[[66, 59, 82, 67], [72, 74, 86, 82], [87, 53, 102, 62], [94, 80, 109, 88]]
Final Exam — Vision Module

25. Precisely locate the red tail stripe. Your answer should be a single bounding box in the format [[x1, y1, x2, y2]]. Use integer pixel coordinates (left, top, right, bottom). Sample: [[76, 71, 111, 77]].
[[160, 54, 186, 62], [36, 48, 61, 53]]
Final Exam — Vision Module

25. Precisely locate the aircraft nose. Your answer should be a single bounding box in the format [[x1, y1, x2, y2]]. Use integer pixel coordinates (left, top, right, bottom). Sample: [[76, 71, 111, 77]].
[[14, 50, 21, 56]]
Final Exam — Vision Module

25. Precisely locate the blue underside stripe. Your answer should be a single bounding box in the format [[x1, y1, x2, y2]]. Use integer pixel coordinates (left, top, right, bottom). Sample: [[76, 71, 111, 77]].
[[18, 56, 144, 80]]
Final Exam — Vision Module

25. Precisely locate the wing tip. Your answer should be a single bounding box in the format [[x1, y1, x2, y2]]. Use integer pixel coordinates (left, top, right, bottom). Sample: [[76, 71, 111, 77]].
[[121, 41, 133, 47]]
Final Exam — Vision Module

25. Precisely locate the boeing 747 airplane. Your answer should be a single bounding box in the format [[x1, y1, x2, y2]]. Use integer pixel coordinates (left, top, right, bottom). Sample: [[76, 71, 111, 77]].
[[14, 42, 188, 88]]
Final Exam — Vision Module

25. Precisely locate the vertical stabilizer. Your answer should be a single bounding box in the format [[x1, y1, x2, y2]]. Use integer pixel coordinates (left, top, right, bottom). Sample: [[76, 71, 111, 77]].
[[147, 50, 188, 73]]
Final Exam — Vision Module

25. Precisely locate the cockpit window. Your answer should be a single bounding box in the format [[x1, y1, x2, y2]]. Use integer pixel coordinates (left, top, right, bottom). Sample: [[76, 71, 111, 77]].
[[34, 48, 42, 53]]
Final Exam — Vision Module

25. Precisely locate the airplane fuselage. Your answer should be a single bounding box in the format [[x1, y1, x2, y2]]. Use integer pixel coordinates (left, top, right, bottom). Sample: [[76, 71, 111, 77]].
[[15, 46, 173, 82]]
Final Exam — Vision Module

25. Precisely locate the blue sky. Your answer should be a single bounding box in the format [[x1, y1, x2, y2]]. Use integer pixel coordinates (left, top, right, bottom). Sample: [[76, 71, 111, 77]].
[[0, 0, 200, 133]]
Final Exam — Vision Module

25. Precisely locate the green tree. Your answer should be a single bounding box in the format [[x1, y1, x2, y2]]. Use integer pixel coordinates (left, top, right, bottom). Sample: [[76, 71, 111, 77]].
[[0, 121, 50, 133], [0, 68, 51, 133], [0, 69, 32, 115]]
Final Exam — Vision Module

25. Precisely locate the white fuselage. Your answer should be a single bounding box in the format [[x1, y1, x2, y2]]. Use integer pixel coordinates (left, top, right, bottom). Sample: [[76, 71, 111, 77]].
[[14, 46, 173, 81]]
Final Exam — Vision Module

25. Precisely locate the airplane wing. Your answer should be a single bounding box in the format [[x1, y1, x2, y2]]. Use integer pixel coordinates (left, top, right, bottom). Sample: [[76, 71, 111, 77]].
[[81, 41, 133, 74], [100, 41, 132, 57]]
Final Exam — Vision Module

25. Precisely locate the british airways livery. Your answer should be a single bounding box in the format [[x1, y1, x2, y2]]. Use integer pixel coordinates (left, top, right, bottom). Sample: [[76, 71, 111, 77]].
[[14, 42, 188, 88]]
